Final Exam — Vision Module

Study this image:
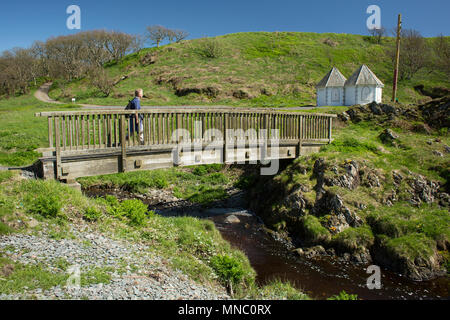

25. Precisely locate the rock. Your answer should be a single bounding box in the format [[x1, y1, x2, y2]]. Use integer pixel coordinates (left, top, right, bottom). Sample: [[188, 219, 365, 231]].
[[283, 186, 311, 216], [140, 53, 158, 66], [1, 264, 14, 277], [368, 102, 383, 115], [419, 95, 450, 129], [392, 171, 403, 185], [224, 215, 240, 224], [433, 150, 444, 157], [303, 246, 326, 259], [26, 218, 39, 228], [338, 111, 350, 122], [379, 129, 399, 145]]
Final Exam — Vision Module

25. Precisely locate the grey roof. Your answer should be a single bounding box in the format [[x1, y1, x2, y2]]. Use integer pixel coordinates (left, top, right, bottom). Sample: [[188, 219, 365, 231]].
[[316, 67, 347, 88], [345, 65, 384, 87]]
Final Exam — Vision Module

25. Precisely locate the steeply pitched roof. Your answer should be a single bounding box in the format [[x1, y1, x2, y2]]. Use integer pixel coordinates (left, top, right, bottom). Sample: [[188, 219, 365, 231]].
[[345, 65, 384, 87], [316, 67, 347, 88]]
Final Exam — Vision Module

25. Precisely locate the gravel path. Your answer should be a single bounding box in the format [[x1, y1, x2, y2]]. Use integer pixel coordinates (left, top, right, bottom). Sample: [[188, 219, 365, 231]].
[[0, 225, 229, 300]]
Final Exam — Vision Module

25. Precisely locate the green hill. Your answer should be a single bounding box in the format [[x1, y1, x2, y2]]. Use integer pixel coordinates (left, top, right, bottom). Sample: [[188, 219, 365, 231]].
[[48, 32, 449, 107]]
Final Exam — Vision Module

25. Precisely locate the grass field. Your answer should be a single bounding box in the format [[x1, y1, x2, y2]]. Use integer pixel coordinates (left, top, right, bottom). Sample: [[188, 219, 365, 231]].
[[0, 94, 80, 166]]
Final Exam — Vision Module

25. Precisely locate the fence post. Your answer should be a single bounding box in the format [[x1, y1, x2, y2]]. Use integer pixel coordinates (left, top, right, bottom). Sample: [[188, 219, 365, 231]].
[[328, 117, 333, 144], [223, 113, 229, 164], [54, 117, 61, 180], [120, 115, 127, 172], [298, 115, 303, 157]]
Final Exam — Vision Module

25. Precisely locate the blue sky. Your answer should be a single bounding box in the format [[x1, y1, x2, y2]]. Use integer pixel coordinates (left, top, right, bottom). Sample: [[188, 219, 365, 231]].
[[0, 0, 448, 52]]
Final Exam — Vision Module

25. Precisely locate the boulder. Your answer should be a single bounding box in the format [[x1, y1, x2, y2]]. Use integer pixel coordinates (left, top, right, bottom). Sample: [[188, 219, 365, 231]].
[[224, 215, 240, 224], [379, 129, 399, 145]]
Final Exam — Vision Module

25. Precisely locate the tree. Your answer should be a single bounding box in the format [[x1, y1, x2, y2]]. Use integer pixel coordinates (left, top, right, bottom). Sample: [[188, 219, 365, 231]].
[[146, 25, 168, 47], [102, 31, 136, 62], [368, 26, 386, 44], [432, 34, 450, 77], [386, 29, 430, 80], [172, 29, 189, 43], [89, 67, 115, 97]]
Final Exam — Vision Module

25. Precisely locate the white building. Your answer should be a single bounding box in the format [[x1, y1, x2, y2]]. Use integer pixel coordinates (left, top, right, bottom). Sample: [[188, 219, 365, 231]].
[[344, 65, 384, 106], [316, 65, 384, 107], [316, 67, 347, 107]]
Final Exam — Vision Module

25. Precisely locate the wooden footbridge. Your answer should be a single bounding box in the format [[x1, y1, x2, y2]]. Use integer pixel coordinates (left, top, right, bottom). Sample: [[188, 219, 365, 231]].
[[35, 108, 336, 182]]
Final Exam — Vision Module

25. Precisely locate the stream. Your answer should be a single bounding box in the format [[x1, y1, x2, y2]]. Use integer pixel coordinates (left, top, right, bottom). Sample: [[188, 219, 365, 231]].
[[85, 186, 450, 300]]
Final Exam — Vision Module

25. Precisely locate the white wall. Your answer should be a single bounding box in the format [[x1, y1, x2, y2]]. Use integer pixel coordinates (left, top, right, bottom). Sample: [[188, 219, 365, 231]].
[[344, 86, 382, 106], [317, 88, 326, 107], [326, 87, 344, 106], [344, 86, 356, 106], [317, 87, 345, 107], [375, 87, 383, 103]]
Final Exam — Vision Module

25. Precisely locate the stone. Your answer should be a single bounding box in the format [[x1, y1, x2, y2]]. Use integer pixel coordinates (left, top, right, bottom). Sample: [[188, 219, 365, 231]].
[[433, 150, 444, 157], [379, 129, 399, 144], [224, 215, 240, 224]]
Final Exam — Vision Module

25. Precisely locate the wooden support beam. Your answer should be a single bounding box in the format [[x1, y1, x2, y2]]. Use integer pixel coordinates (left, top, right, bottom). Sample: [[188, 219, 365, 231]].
[[120, 115, 127, 172]]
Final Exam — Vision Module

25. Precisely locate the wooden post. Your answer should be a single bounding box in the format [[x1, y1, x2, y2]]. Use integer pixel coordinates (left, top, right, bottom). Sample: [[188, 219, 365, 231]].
[[120, 115, 127, 172], [328, 117, 333, 144], [298, 115, 303, 157], [392, 14, 402, 103], [54, 117, 61, 180], [223, 113, 229, 164], [48, 117, 53, 148]]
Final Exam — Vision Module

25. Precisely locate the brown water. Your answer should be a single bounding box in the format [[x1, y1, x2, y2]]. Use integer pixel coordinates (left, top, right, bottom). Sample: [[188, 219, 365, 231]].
[[209, 213, 449, 300], [84, 187, 450, 300]]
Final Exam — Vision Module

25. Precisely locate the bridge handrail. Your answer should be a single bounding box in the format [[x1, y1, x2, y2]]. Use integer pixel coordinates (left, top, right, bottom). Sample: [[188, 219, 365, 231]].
[[36, 109, 337, 118]]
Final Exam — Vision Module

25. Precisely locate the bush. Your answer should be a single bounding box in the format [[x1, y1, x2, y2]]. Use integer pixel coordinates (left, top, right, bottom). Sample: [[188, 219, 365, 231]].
[[83, 207, 102, 222], [197, 38, 224, 59], [328, 290, 359, 300], [108, 199, 149, 226], [30, 194, 63, 218], [210, 255, 245, 287]]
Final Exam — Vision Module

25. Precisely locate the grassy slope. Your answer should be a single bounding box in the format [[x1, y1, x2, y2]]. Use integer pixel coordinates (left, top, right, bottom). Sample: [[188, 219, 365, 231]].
[[263, 117, 450, 273], [48, 32, 449, 107]]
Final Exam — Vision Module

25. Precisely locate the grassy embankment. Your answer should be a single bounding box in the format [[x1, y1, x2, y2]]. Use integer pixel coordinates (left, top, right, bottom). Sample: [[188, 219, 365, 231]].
[[48, 32, 449, 108], [258, 116, 450, 274], [0, 169, 309, 299]]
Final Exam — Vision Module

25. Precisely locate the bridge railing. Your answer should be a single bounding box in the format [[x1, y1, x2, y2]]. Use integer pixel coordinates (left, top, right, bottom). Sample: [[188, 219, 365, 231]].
[[36, 108, 336, 152]]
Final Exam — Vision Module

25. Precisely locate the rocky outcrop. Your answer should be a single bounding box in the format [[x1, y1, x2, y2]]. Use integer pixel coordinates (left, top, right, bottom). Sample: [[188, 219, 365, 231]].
[[340, 98, 449, 131], [419, 95, 450, 129], [249, 154, 449, 280]]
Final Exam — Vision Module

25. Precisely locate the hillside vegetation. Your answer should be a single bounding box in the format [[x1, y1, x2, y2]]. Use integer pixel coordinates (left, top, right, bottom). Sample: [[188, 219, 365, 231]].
[[48, 32, 449, 107]]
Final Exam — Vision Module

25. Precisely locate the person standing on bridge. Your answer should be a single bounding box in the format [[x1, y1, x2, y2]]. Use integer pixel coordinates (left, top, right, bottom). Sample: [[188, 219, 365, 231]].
[[126, 89, 144, 144]]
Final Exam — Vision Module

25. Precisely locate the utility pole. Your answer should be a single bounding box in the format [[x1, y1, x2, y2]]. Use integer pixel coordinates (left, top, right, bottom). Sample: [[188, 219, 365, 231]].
[[392, 14, 402, 103]]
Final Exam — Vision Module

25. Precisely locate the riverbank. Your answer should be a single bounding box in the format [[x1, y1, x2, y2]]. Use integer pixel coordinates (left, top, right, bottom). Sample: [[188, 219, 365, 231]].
[[0, 170, 309, 300]]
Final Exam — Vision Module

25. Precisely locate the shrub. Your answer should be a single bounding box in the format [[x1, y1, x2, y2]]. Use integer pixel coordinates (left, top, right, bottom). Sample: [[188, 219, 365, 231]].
[[210, 255, 245, 288], [83, 207, 102, 222], [197, 38, 224, 59], [30, 194, 63, 218], [108, 199, 149, 226], [328, 290, 359, 300]]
